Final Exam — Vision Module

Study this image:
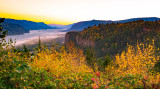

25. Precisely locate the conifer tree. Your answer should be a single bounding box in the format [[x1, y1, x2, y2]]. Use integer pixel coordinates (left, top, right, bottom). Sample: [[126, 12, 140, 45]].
[[23, 44, 30, 58], [37, 36, 42, 52], [85, 47, 96, 71]]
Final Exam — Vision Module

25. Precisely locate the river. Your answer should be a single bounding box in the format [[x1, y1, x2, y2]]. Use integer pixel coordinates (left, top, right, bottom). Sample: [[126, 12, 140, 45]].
[[5, 29, 66, 46]]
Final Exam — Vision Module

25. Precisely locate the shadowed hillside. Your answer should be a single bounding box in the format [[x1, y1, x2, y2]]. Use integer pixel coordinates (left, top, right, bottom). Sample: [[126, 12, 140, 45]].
[[1, 22, 29, 35]]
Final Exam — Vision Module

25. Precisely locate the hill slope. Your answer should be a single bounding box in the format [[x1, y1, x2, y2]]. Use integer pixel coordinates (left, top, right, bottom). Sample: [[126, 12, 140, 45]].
[[1, 22, 29, 35]]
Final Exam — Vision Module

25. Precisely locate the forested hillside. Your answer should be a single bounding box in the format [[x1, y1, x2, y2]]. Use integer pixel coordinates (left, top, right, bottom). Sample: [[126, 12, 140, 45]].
[[66, 20, 160, 58]]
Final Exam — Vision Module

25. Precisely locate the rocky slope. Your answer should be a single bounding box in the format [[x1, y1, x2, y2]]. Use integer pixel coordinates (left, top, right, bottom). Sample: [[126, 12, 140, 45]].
[[76, 35, 95, 47], [65, 31, 95, 47], [65, 31, 79, 44]]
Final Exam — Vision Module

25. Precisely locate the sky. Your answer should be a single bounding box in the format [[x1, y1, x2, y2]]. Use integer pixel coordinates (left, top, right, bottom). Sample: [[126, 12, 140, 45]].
[[0, 0, 160, 25]]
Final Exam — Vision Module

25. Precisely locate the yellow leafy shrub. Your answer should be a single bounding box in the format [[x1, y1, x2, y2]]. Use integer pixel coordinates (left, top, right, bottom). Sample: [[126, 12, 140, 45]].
[[105, 40, 160, 86], [29, 43, 94, 88]]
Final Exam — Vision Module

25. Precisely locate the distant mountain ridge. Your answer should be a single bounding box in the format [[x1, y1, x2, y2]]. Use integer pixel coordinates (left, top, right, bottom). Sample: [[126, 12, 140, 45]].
[[66, 17, 160, 31], [1, 18, 57, 35], [4, 19, 57, 30], [115, 17, 160, 23], [48, 23, 75, 29], [66, 20, 112, 31]]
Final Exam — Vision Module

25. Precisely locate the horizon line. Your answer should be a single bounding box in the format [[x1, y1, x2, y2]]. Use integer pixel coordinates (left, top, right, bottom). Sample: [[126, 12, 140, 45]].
[[1, 16, 160, 25]]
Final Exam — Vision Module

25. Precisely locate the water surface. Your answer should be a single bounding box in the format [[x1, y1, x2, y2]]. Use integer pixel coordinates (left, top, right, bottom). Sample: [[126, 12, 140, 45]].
[[5, 29, 66, 46]]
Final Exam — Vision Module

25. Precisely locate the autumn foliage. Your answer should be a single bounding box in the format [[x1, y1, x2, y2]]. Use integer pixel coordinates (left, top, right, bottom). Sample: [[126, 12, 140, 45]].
[[105, 40, 160, 88]]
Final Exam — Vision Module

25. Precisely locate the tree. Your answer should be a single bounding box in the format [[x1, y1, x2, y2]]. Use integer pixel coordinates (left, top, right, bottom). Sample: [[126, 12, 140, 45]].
[[103, 54, 111, 66], [85, 47, 96, 71], [0, 18, 7, 38], [22, 45, 30, 58], [38, 36, 41, 50], [0, 18, 8, 49], [35, 36, 42, 52], [154, 59, 160, 72]]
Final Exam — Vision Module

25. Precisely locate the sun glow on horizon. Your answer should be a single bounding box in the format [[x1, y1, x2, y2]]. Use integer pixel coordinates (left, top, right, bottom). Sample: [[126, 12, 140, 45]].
[[0, 12, 73, 25], [1, 0, 160, 25]]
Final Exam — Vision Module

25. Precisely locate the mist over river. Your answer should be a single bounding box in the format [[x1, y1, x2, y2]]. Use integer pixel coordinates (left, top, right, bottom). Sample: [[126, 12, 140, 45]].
[[5, 29, 66, 46]]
